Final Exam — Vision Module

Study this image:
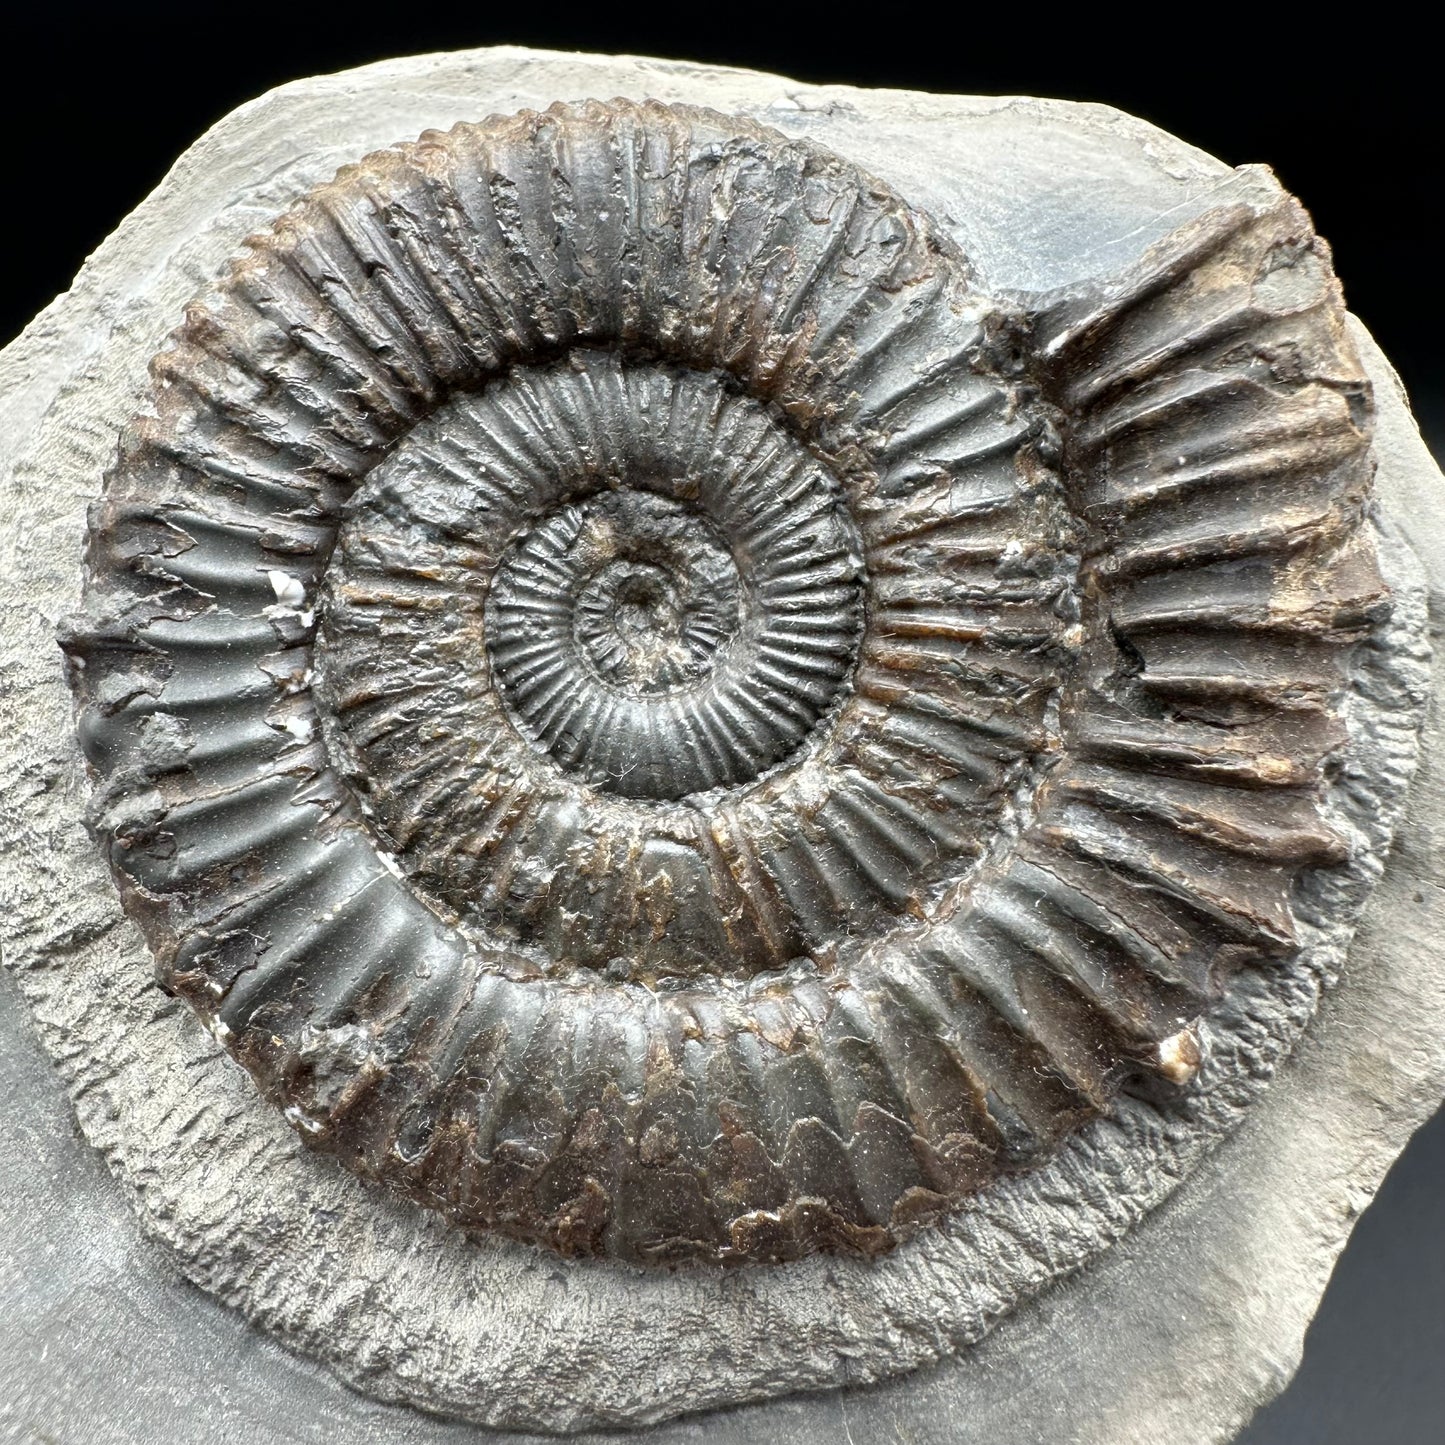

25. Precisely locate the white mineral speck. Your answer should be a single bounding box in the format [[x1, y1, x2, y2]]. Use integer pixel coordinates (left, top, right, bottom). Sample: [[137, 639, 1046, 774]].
[[267, 570, 307, 608]]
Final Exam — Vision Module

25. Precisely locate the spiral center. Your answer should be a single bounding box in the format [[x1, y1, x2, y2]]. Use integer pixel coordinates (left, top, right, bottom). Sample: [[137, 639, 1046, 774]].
[[561, 494, 742, 693], [485, 474, 859, 801]]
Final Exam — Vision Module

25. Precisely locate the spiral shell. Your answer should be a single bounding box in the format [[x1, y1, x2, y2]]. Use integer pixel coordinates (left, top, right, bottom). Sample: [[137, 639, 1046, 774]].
[[64, 99, 1385, 1265]]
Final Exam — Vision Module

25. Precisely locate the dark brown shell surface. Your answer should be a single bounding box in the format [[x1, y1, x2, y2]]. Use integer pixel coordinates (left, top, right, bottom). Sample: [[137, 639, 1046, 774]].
[[63, 99, 1386, 1265]]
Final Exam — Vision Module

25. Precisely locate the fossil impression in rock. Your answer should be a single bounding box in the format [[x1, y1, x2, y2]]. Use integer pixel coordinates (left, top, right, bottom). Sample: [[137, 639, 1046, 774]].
[[63, 99, 1384, 1266]]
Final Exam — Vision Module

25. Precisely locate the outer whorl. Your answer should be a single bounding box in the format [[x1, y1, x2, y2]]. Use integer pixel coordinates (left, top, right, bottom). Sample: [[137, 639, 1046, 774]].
[[63, 99, 1386, 1265]]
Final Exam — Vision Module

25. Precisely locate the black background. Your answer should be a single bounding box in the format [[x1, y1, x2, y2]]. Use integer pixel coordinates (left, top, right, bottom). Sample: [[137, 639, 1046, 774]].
[[3, 8, 1440, 1441]]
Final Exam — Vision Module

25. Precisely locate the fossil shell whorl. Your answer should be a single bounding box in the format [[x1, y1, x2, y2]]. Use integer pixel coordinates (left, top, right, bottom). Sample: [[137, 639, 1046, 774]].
[[318, 345, 1061, 984], [63, 98, 1386, 1266]]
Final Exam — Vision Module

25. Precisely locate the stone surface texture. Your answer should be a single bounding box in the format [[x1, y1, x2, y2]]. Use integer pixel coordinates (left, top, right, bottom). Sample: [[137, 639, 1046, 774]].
[[2, 47, 1443, 1445]]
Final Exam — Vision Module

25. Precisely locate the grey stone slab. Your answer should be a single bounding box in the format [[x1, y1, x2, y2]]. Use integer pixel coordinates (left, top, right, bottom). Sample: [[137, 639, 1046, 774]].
[[2, 47, 1443, 1445]]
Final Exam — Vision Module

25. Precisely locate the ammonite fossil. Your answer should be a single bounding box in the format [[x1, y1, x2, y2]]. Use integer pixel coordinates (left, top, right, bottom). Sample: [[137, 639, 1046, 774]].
[[64, 98, 1385, 1267]]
